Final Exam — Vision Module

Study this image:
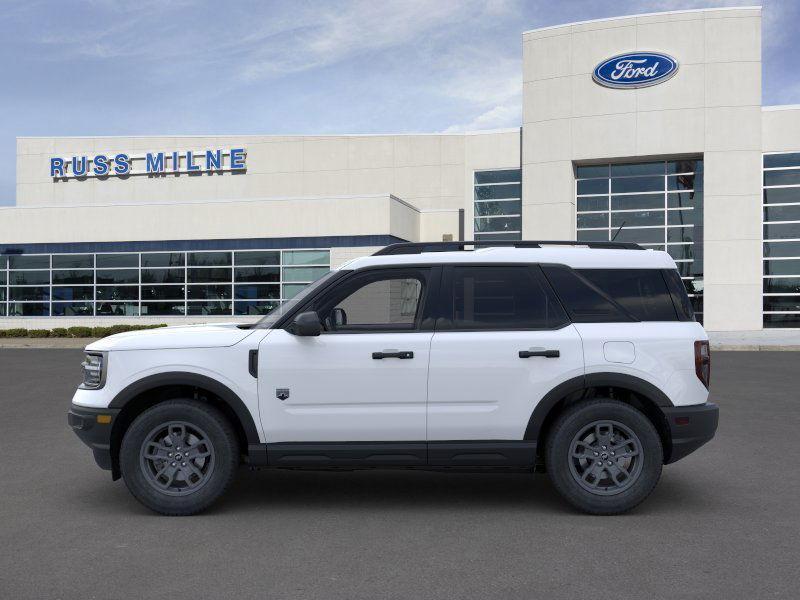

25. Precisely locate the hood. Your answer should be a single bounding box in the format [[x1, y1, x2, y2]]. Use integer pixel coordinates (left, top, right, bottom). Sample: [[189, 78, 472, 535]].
[[85, 323, 257, 352]]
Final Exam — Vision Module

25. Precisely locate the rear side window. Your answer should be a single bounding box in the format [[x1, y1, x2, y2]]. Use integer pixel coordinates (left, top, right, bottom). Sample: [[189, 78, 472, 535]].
[[440, 266, 568, 330], [578, 269, 678, 321], [662, 269, 695, 321], [542, 266, 632, 323]]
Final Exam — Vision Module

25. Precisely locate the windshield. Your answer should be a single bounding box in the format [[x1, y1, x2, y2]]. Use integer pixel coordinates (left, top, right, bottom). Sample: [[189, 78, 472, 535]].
[[254, 270, 344, 329]]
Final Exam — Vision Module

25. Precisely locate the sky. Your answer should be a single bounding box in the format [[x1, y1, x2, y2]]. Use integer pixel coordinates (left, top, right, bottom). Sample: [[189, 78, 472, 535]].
[[1, 0, 798, 206]]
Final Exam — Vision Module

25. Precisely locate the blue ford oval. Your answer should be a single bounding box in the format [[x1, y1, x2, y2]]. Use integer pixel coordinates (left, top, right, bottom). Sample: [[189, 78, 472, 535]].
[[593, 52, 679, 89]]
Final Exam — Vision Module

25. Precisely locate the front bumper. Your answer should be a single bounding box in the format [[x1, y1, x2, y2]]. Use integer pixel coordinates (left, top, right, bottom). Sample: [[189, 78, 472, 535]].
[[663, 402, 719, 464], [68, 404, 120, 471]]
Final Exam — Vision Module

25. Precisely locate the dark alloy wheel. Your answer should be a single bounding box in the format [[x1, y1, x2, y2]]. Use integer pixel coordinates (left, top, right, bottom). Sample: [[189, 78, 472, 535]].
[[546, 399, 663, 515], [120, 400, 238, 516]]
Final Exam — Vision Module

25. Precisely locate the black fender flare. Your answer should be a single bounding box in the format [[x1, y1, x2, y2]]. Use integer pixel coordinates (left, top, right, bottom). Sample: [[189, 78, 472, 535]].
[[523, 372, 673, 441], [108, 371, 261, 444]]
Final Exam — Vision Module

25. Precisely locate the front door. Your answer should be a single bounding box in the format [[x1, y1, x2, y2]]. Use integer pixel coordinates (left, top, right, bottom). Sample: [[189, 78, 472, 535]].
[[258, 267, 437, 458]]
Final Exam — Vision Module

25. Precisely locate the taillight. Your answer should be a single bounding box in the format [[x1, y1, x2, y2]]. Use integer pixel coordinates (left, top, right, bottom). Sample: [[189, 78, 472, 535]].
[[694, 340, 711, 389]]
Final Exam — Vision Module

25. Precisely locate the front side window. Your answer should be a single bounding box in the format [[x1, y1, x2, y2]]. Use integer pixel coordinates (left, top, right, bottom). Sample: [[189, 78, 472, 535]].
[[441, 266, 568, 330]]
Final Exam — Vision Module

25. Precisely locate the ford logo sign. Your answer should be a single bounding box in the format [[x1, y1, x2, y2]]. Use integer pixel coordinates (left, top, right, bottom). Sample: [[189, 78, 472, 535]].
[[593, 52, 678, 89]]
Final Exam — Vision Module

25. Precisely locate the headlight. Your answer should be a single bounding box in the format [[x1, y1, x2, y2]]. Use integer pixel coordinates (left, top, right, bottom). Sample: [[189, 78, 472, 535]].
[[80, 352, 107, 389]]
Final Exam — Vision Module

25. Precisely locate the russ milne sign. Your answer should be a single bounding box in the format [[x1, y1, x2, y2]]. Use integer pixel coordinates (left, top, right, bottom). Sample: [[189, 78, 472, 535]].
[[50, 148, 246, 179], [592, 52, 678, 89]]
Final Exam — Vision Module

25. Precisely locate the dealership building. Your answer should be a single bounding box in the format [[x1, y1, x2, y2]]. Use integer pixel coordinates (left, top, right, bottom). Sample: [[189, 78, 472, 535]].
[[2, 6, 799, 331]]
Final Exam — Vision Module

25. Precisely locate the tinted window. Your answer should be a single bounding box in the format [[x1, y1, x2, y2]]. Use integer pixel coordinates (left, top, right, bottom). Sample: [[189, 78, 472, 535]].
[[443, 266, 567, 330], [542, 266, 631, 323], [578, 269, 678, 321]]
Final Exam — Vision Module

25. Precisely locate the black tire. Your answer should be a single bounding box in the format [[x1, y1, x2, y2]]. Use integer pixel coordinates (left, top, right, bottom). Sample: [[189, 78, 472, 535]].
[[120, 399, 239, 515], [545, 399, 663, 515]]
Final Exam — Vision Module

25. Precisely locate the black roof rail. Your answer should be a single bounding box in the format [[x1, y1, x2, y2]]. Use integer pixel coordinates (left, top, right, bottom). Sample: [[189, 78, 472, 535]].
[[373, 240, 644, 256]]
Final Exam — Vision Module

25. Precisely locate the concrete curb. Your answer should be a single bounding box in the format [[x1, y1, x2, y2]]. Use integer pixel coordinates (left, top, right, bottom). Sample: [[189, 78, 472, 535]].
[[711, 344, 800, 351]]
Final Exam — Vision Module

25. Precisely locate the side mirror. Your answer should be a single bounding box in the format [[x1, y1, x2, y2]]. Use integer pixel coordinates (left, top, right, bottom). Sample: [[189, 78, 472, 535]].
[[290, 311, 322, 336]]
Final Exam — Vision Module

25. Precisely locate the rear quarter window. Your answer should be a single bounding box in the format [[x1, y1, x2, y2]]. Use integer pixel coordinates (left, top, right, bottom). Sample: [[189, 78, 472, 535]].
[[577, 269, 678, 321]]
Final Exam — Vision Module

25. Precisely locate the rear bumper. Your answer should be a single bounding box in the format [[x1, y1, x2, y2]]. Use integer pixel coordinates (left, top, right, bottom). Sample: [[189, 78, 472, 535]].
[[68, 404, 120, 471], [663, 402, 719, 464]]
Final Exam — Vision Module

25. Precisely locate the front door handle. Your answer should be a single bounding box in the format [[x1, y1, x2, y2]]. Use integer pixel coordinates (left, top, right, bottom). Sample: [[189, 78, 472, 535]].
[[372, 350, 414, 359], [519, 349, 560, 358]]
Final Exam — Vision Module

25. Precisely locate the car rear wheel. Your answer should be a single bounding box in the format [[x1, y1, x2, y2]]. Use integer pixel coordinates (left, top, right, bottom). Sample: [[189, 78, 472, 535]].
[[545, 399, 663, 515], [120, 399, 239, 515]]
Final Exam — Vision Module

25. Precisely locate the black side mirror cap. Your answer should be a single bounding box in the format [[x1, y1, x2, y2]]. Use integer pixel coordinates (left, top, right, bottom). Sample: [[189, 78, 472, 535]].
[[290, 311, 322, 336]]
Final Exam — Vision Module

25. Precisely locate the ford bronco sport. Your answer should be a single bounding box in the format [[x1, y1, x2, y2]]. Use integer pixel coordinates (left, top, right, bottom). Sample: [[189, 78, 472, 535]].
[[68, 241, 718, 515]]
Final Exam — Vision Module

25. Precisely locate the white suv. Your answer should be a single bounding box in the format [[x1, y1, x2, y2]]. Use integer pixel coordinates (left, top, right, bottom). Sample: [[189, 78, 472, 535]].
[[68, 241, 718, 515]]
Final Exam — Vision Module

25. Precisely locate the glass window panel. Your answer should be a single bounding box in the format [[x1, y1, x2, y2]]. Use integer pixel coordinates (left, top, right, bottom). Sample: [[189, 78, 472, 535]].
[[577, 197, 608, 212], [616, 228, 665, 244], [577, 179, 608, 195], [577, 213, 608, 229], [282, 266, 330, 283], [576, 165, 609, 179], [235, 300, 280, 316], [96, 302, 138, 316], [611, 194, 664, 210], [667, 174, 700, 192], [0, 271, 6, 286], [667, 209, 699, 226], [96, 286, 138, 301], [764, 241, 800, 258], [667, 191, 703, 209], [52, 254, 93, 269], [764, 260, 800, 276], [579, 269, 677, 321], [52, 270, 92, 284], [474, 200, 521, 217], [667, 160, 702, 174], [10, 286, 49, 301], [188, 251, 231, 266], [96, 254, 138, 268], [474, 232, 524, 241], [764, 223, 800, 240], [474, 170, 520, 184], [140, 302, 185, 316], [9, 271, 49, 285], [234, 266, 280, 282], [187, 301, 232, 315], [234, 284, 280, 300], [141, 285, 185, 300], [474, 184, 521, 200], [0, 288, 5, 301], [611, 176, 663, 194], [234, 251, 279, 266], [282, 250, 329, 266], [474, 216, 521, 233], [667, 244, 694, 261], [283, 283, 308, 299], [764, 170, 800, 187], [764, 205, 800, 222], [141, 268, 184, 284], [667, 227, 694, 243], [187, 284, 232, 300], [611, 162, 664, 177], [96, 269, 138, 284], [187, 267, 231, 283], [52, 302, 94, 317], [764, 314, 800, 328], [9, 255, 49, 269], [764, 153, 800, 169], [611, 210, 664, 228], [0, 304, 5, 316], [763, 278, 800, 294], [763, 187, 800, 204], [141, 253, 185, 268], [577, 229, 609, 241], [0, 255, 6, 269], [52, 286, 94, 301], [764, 296, 800, 312], [8, 302, 49, 316]]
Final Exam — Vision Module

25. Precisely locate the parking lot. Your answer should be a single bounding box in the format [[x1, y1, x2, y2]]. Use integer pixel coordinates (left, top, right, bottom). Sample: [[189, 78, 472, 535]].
[[0, 349, 798, 599]]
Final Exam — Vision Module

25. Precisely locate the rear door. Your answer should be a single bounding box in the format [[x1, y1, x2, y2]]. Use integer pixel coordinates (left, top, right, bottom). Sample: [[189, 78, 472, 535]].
[[426, 265, 584, 448]]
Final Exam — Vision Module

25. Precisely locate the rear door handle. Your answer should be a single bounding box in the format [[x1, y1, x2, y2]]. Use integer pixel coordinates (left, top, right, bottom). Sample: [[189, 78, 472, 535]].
[[372, 350, 414, 359], [519, 349, 560, 358]]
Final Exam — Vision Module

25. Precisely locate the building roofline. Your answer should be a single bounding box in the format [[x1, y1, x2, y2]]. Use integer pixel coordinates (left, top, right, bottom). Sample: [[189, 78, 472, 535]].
[[522, 5, 761, 36]]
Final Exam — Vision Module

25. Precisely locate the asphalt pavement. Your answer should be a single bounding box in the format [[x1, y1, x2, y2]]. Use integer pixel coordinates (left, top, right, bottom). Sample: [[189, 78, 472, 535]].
[[0, 349, 798, 599]]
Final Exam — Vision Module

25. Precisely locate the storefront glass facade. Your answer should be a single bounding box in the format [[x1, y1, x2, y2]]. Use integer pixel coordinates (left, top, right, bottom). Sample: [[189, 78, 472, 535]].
[[474, 169, 522, 241]]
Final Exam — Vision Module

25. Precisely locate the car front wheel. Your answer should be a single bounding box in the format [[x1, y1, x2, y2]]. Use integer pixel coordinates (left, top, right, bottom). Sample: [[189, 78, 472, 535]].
[[120, 399, 239, 515], [545, 399, 663, 515]]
